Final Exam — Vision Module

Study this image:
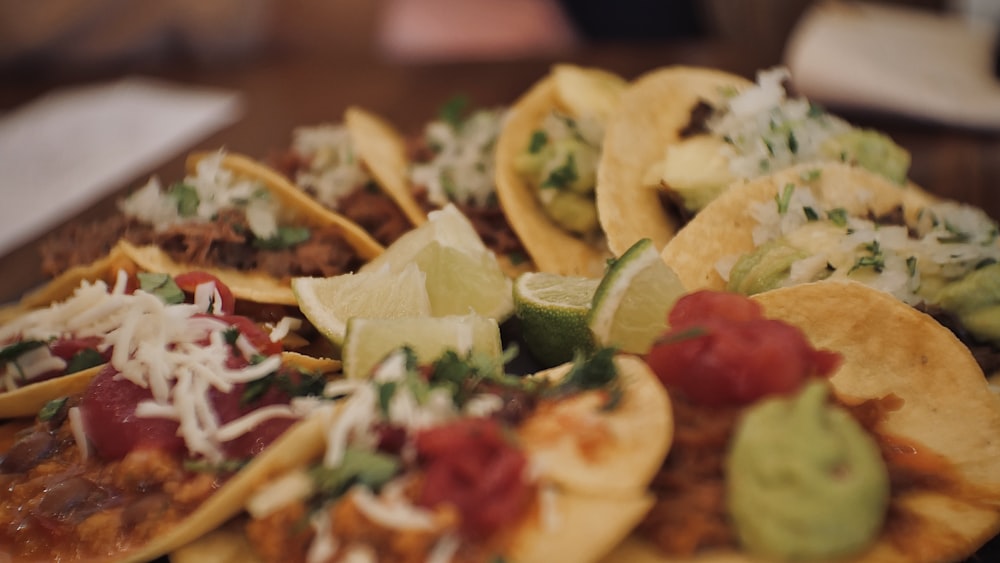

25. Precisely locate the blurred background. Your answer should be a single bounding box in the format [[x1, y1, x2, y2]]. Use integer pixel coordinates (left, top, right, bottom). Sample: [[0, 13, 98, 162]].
[[1, 0, 994, 75]]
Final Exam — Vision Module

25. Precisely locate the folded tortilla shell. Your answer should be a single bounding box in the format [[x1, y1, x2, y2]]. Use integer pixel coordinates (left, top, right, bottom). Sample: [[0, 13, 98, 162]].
[[520, 354, 672, 497], [495, 67, 616, 277], [659, 162, 937, 291], [597, 66, 750, 257], [344, 105, 428, 228], [602, 281, 1000, 563]]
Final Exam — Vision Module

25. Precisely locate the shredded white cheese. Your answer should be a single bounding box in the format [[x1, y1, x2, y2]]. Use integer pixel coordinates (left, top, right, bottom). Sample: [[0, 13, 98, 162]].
[[246, 469, 316, 519], [68, 406, 90, 462], [350, 486, 437, 531], [292, 124, 372, 209]]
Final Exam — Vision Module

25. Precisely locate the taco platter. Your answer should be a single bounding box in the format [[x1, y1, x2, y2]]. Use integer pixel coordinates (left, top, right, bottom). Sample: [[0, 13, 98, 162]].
[[40, 149, 384, 306], [495, 64, 628, 277], [597, 65, 916, 257], [604, 283, 1000, 562], [170, 347, 670, 562], [3, 57, 1000, 563]]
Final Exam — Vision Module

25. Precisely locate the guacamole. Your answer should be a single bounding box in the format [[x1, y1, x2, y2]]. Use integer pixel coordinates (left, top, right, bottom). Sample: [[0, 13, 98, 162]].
[[726, 380, 890, 560]]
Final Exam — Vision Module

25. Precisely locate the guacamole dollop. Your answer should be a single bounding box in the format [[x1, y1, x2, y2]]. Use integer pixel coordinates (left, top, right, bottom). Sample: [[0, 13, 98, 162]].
[[726, 380, 890, 560]]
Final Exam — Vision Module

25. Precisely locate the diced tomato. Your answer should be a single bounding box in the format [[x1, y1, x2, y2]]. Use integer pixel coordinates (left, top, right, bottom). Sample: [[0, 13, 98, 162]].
[[209, 367, 305, 459], [174, 271, 236, 314], [79, 365, 185, 460], [415, 418, 531, 540], [645, 290, 841, 407], [48, 337, 107, 363], [196, 314, 283, 359]]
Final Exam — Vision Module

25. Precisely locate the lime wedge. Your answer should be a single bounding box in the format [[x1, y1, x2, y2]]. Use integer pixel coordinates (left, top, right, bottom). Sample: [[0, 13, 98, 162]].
[[513, 271, 601, 367], [361, 203, 513, 321], [291, 262, 431, 347], [588, 238, 686, 354], [342, 314, 502, 379]]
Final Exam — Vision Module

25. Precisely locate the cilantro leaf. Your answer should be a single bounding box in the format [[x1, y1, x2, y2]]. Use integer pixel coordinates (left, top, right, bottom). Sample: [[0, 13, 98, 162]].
[[775, 183, 795, 214], [528, 130, 548, 154], [438, 95, 470, 129], [38, 397, 68, 422], [0, 340, 46, 364], [542, 153, 578, 190], [253, 226, 311, 250], [168, 182, 200, 217], [138, 272, 185, 305], [65, 348, 105, 374]]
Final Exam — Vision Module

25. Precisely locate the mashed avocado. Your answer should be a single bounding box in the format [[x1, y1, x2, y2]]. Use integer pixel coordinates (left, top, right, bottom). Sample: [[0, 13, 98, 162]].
[[931, 262, 1000, 346], [726, 380, 889, 561], [820, 129, 911, 185], [726, 239, 811, 295], [654, 134, 735, 213]]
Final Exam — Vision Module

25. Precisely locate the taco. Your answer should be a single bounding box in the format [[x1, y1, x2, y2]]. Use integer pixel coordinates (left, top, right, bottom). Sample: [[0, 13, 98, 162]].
[[266, 111, 425, 248], [171, 346, 671, 562], [603, 283, 1000, 562], [0, 248, 330, 418], [0, 278, 342, 561], [495, 64, 628, 277], [660, 161, 1000, 377], [40, 149, 384, 306], [597, 65, 914, 257], [345, 100, 534, 276]]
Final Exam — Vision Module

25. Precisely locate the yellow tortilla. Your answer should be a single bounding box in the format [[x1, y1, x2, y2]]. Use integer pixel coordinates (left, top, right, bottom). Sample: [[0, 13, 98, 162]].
[[171, 351, 671, 562], [344, 105, 429, 228], [596, 66, 751, 256], [519, 354, 672, 497], [494, 65, 625, 277], [122, 152, 385, 306], [602, 281, 1000, 563], [660, 162, 936, 291]]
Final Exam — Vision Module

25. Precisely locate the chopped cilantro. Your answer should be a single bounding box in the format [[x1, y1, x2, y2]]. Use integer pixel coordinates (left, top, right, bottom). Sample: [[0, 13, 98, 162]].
[[803, 206, 819, 221], [137, 272, 185, 305], [653, 326, 708, 347], [906, 256, 918, 277], [763, 138, 775, 156], [0, 340, 46, 364], [528, 130, 548, 154], [775, 183, 795, 214], [38, 397, 67, 421], [787, 130, 798, 154], [440, 170, 458, 199], [66, 348, 105, 374], [758, 158, 770, 172], [542, 153, 578, 190], [311, 447, 401, 499], [827, 208, 848, 227], [253, 226, 311, 250], [507, 251, 529, 265], [240, 368, 325, 405], [807, 102, 826, 118], [937, 222, 971, 244], [224, 327, 241, 346], [975, 258, 997, 269], [850, 240, 885, 273], [168, 182, 200, 217], [376, 381, 397, 417], [799, 168, 822, 182], [438, 95, 470, 130]]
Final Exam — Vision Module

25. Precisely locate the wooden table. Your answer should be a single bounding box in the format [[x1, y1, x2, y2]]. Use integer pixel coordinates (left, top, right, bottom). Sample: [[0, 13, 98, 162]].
[[1, 40, 998, 304]]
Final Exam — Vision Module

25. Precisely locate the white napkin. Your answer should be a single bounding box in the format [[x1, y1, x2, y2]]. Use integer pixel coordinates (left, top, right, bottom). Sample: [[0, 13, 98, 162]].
[[784, 0, 1000, 130], [0, 76, 242, 257]]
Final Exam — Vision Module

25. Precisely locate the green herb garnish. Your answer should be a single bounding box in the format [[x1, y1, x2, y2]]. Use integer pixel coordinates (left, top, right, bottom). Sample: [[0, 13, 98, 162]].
[[168, 182, 200, 217], [803, 206, 819, 221], [184, 458, 248, 474], [776, 183, 795, 214], [138, 272, 185, 305], [787, 130, 798, 154], [0, 340, 46, 364], [799, 168, 821, 182], [38, 397, 68, 421], [528, 130, 548, 154], [850, 240, 886, 273], [253, 226, 311, 250], [311, 447, 401, 499], [827, 208, 849, 227], [65, 348, 105, 374], [542, 153, 578, 190], [438, 95, 470, 129]]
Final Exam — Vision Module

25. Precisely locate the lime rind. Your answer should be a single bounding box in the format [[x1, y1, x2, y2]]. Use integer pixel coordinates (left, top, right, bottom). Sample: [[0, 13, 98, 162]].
[[513, 271, 601, 368], [588, 238, 686, 354]]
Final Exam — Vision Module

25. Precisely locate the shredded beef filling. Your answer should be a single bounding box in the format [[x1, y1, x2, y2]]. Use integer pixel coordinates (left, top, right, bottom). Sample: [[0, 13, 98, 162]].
[[41, 208, 363, 280]]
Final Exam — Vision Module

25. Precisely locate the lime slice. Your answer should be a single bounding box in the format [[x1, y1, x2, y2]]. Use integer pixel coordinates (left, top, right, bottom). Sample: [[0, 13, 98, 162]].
[[361, 204, 483, 274], [414, 241, 514, 320], [291, 263, 431, 347], [361, 203, 514, 321], [513, 271, 600, 368], [588, 238, 686, 354], [342, 314, 502, 379]]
